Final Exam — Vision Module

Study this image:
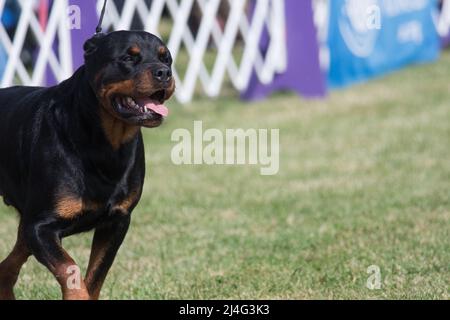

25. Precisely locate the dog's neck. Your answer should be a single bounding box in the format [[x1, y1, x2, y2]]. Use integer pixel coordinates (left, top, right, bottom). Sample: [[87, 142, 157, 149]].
[[63, 66, 141, 151], [97, 108, 140, 150]]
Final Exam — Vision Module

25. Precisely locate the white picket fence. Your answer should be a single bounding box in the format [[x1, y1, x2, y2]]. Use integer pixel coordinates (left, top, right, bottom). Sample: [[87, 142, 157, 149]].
[[0, 0, 286, 104]]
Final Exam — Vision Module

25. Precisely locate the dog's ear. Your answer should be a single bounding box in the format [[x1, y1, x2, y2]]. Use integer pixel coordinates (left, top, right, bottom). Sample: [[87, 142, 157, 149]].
[[83, 34, 104, 59], [83, 39, 97, 59]]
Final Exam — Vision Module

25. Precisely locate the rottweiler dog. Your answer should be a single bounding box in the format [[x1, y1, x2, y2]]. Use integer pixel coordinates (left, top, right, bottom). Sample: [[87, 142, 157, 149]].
[[0, 31, 175, 300]]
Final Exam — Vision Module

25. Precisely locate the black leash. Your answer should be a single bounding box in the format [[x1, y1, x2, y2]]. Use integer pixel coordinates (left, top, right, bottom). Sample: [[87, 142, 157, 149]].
[[96, 0, 108, 34]]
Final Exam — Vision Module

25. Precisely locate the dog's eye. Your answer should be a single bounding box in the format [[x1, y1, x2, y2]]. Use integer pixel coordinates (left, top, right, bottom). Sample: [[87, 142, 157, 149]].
[[121, 55, 135, 63]]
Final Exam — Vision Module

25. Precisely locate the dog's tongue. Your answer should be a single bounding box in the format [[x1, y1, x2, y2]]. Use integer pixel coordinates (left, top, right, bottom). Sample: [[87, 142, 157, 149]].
[[137, 98, 169, 117]]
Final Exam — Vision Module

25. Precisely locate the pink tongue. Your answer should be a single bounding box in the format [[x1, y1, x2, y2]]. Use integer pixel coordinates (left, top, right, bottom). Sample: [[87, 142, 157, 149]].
[[137, 98, 169, 117]]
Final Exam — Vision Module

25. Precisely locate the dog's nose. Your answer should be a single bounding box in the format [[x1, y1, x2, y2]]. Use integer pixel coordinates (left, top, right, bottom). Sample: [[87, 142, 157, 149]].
[[153, 66, 172, 83]]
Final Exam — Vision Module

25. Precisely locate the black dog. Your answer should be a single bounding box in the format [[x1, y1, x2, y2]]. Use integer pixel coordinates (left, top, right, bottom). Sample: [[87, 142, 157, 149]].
[[0, 31, 175, 300]]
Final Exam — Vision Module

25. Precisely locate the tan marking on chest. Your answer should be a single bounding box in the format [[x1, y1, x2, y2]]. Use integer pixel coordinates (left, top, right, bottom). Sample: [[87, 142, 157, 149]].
[[99, 108, 140, 150], [55, 195, 101, 220]]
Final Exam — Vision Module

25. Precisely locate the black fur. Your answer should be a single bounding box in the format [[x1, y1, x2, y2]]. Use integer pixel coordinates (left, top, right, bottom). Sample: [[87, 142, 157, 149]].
[[0, 31, 174, 300]]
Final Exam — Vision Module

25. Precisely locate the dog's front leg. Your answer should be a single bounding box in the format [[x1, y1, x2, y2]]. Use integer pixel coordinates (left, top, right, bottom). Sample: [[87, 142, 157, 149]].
[[23, 219, 91, 300], [0, 223, 30, 300], [85, 214, 131, 300]]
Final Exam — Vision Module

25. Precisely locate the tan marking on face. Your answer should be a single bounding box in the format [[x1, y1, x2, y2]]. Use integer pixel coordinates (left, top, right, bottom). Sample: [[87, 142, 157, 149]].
[[95, 69, 169, 147], [128, 45, 141, 56], [158, 46, 167, 56], [165, 78, 176, 101], [98, 79, 136, 112], [55, 194, 101, 220], [134, 72, 156, 94], [97, 80, 141, 150]]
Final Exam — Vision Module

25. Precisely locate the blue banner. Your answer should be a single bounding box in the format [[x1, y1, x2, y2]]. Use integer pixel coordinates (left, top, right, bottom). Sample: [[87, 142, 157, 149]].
[[328, 0, 440, 88]]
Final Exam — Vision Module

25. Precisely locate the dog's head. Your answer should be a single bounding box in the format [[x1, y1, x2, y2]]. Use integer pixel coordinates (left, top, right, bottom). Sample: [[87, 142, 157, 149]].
[[83, 31, 175, 128]]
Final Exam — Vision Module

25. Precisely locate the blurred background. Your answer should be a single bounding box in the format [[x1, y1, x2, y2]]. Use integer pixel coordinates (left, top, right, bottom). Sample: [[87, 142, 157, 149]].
[[0, 0, 449, 101], [0, 0, 448, 300]]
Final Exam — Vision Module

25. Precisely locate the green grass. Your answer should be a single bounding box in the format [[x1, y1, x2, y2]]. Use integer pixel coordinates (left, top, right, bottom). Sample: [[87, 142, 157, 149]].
[[1, 51, 450, 300]]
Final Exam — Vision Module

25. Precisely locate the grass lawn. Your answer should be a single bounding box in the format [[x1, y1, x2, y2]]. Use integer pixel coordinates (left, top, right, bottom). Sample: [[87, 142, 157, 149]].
[[1, 52, 449, 300]]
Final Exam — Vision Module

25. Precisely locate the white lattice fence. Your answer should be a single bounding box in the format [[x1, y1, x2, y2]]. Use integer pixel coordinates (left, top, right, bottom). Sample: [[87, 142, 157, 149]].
[[0, 0, 286, 104], [99, 0, 286, 103], [0, 0, 73, 87], [437, 0, 450, 37]]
